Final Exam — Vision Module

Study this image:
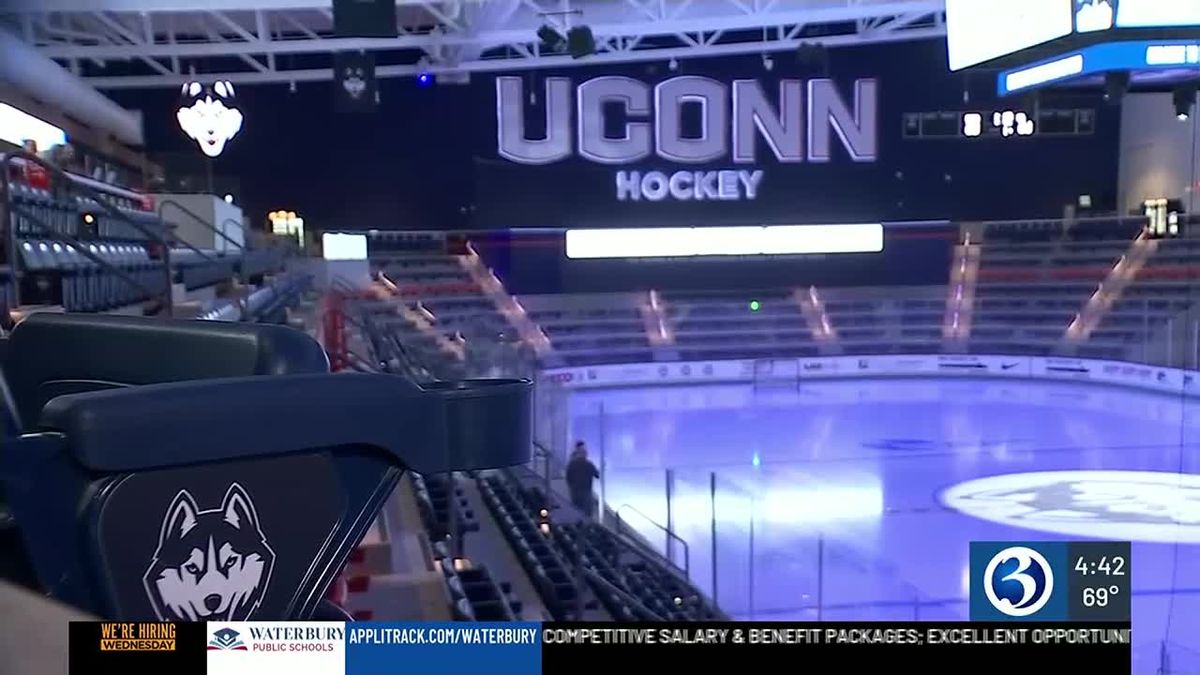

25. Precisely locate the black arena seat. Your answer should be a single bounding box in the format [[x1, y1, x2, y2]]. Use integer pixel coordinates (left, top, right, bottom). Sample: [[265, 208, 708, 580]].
[[2, 312, 330, 432], [0, 314, 530, 621]]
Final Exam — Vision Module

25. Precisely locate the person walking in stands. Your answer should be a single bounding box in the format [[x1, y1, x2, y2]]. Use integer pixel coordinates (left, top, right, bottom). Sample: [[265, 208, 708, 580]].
[[566, 441, 600, 519]]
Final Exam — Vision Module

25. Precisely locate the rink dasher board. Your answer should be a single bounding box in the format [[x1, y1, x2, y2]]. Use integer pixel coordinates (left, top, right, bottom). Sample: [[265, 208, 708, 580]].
[[541, 354, 1196, 399]]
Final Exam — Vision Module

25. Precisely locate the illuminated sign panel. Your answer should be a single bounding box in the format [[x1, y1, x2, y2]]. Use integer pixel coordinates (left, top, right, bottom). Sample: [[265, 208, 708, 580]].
[[946, 0, 1074, 71], [564, 224, 884, 259], [1115, 0, 1200, 28], [322, 233, 367, 261], [0, 102, 67, 150], [999, 40, 1200, 94], [496, 75, 878, 202]]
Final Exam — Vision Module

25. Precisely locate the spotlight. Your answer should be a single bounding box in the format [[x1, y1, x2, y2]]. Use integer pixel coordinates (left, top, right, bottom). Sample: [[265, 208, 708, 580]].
[[537, 24, 565, 52], [223, 193, 234, 204], [1103, 71, 1130, 103], [567, 26, 595, 59], [1173, 84, 1196, 121], [668, 57, 679, 72], [762, 54, 774, 71], [416, 71, 435, 87]]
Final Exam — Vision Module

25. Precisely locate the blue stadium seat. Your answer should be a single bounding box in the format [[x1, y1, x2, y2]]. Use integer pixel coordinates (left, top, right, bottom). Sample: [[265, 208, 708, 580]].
[[0, 314, 531, 621]]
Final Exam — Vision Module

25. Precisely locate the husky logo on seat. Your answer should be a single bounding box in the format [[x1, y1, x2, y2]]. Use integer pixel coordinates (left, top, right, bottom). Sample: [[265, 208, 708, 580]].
[[143, 483, 275, 621]]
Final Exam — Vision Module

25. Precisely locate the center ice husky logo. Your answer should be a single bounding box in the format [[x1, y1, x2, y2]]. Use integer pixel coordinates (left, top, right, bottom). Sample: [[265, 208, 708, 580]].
[[143, 483, 275, 621], [943, 470, 1200, 543]]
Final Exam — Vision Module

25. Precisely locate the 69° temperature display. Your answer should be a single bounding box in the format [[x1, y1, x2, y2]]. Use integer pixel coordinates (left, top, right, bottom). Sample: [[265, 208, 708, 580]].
[[1081, 586, 1121, 607], [1068, 542, 1131, 621]]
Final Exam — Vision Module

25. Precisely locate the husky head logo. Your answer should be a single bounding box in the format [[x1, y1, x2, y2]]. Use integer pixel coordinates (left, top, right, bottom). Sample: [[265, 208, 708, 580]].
[[177, 81, 243, 158], [943, 470, 1200, 543], [342, 67, 367, 99], [143, 483, 275, 621]]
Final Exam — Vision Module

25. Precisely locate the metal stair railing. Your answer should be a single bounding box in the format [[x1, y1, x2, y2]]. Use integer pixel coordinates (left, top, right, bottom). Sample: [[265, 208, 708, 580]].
[[221, 218, 248, 251], [155, 200, 241, 290], [158, 199, 247, 253], [581, 568, 666, 622], [1, 151, 170, 313], [615, 503, 691, 578]]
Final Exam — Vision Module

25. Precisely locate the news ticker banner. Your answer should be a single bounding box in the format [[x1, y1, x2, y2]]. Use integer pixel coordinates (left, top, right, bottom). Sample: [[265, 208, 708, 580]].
[[69, 620, 1133, 674], [69, 541, 1134, 673]]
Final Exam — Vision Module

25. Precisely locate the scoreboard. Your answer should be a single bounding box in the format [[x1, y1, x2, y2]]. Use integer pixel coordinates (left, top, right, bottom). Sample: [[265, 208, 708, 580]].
[[902, 108, 1096, 140], [946, 0, 1200, 94]]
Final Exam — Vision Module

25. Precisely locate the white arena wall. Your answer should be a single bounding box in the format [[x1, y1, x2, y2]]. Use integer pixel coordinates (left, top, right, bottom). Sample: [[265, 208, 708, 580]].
[[541, 354, 1198, 397]]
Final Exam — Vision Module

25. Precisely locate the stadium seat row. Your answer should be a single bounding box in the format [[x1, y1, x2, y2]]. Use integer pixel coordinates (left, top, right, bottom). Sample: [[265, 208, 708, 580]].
[[478, 475, 582, 620]]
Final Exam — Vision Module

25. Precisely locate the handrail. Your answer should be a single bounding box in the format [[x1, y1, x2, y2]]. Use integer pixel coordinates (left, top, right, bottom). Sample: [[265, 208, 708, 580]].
[[158, 199, 245, 255], [220, 219, 247, 251], [580, 567, 666, 621], [616, 503, 690, 578], [1, 151, 173, 312]]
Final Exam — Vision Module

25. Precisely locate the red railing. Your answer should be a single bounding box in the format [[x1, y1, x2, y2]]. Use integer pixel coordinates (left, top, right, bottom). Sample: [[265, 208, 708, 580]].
[[323, 290, 349, 372]]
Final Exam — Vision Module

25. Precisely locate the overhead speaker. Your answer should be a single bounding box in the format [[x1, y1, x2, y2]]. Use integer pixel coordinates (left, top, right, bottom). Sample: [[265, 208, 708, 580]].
[[566, 26, 595, 59], [332, 0, 397, 38]]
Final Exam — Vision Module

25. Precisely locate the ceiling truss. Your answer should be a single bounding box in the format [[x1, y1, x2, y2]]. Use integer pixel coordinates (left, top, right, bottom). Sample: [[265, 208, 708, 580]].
[[1, 0, 945, 89]]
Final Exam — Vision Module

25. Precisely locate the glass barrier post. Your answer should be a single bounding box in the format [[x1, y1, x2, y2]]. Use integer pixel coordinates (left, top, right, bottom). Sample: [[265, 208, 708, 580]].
[[447, 470, 461, 559], [748, 494, 755, 620], [1168, 318, 1175, 366], [598, 401, 607, 520], [709, 472, 718, 607], [1143, 303, 1150, 362], [816, 534, 824, 622], [1193, 320, 1199, 370], [665, 468, 675, 566], [543, 451, 551, 509]]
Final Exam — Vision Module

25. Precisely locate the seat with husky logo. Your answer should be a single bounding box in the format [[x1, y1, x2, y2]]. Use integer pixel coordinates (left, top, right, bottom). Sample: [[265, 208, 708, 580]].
[[0, 314, 531, 621], [0, 313, 329, 593]]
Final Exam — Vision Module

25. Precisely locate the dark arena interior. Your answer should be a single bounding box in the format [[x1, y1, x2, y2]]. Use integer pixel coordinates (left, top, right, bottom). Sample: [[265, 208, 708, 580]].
[[0, 1, 1198, 673]]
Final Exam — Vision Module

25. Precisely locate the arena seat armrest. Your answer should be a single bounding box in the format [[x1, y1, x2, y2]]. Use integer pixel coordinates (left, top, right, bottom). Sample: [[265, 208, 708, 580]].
[[5, 314, 330, 431], [37, 373, 532, 474]]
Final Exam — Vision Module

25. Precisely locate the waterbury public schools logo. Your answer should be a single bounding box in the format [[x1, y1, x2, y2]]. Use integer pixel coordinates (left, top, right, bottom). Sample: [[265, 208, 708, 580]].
[[143, 483, 275, 621], [208, 627, 248, 651]]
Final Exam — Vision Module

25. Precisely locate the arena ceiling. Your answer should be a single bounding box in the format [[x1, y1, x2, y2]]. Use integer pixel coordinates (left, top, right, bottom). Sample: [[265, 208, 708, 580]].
[[0, 0, 945, 89]]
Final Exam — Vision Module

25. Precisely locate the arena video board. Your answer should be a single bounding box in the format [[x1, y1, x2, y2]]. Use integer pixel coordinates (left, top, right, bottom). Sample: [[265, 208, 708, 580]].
[[1113, 0, 1200, 28], [948, 0, 1200, 72], [946, 0, 1075, 71]]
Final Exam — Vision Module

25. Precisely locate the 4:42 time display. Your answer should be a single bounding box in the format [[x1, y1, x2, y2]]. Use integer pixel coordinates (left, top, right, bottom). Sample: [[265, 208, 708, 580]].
[[1074, 555, 1127, 576]]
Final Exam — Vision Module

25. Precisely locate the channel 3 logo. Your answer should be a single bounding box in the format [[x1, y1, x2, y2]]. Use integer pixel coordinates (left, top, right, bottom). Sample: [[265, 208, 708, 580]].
[[970, 542, 1067, 621], [984, 546, 1053, 616]]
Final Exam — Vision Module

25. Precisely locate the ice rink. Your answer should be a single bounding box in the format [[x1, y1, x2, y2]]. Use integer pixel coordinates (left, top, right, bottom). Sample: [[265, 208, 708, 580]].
[[567, 378, 1200, 673]]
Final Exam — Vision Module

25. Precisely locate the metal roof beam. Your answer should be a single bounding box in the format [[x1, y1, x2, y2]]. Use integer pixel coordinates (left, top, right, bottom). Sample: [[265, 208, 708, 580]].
[[80, 24, 944, 88], [8, 0, 944, 88]]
